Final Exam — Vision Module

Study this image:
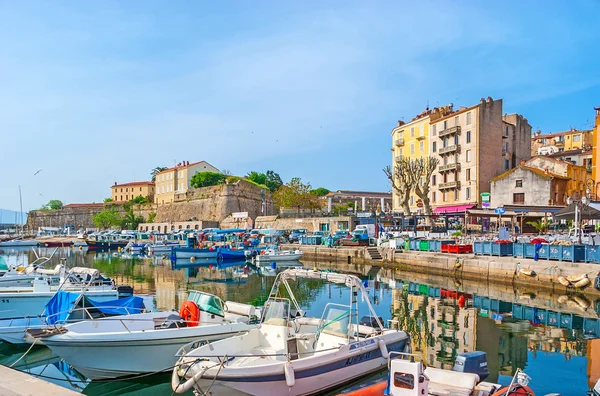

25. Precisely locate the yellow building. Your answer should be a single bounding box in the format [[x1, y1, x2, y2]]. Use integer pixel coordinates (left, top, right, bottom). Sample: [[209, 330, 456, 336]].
[[532, 128, 592, 156], [525, 156, 591, 201], [111, 181, 154, 203], [592, 107, 600, 198], [390, 110, 431, 213], [154, 160, 220, 205]]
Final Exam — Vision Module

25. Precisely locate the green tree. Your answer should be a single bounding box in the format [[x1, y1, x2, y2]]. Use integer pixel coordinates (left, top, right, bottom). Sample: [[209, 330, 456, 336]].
[[120, 210, 144, 230], [190, 172, 227, 188], [41, 200, 63, 211], [103, 198, 113, 203], [310, 187, 330, 197], [527, 219, 551, 234], [247, 171, 267, 186], [151, 166, 168, 182], [147, 213, 157, 223], [273, 177, 322, 209], [92, 208, 122, 229], [265, 170, 283, 192], [130, 195, 149, 205]]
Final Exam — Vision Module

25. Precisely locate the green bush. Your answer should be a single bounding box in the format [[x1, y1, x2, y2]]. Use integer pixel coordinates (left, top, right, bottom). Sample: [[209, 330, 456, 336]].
[[190, 172, 227, 188]]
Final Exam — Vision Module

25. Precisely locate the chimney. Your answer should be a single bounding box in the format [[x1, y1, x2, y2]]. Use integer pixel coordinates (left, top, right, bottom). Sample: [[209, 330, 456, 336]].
[[520, 160, 526, 165]]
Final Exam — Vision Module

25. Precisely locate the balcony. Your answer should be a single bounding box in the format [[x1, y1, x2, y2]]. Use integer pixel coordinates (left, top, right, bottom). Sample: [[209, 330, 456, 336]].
[[416, 134, 426, 140], [439, 144, 460, 155], [395, 138, 405, 146], [555, 139, 564, 146], [439, 181, 461, 190], [438, 125, 461, 138], [395, 155, 403, 162], [439, 163, 461, 172]]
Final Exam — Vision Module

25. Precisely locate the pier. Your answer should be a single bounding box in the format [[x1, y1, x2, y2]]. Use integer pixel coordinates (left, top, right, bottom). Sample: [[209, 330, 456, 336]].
[[0, 365, 80, 395]]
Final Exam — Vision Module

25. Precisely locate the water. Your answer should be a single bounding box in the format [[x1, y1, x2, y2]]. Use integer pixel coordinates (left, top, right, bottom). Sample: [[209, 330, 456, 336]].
[[0, 247, 597, 395]]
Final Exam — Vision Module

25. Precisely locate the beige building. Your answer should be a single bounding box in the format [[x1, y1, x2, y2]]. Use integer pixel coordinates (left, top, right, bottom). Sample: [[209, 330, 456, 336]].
[[154, 160, 220, 205], [428, 97, 532, 214], [111, 181, 155, 203]]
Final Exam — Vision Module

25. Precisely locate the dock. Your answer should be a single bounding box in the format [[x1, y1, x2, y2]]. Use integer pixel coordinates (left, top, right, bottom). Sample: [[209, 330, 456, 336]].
[[0, 365, 80, 395]]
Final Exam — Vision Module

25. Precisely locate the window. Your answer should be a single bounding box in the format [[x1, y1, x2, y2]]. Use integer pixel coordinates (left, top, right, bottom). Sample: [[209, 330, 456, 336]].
[[466, 187, 471, 199], [505, 126, 509, 136], [516, 180, 523, 187], [126, 195, 128, 200], [432, 192, 436, 202], [411, 127, 414, 137], [466, 150, 472, 162], [420, 141, 424, 152], [432, 175, 436, 185], [433, 142, 437, 152], [443, 138, 448, 148], [411, 144, 414, 154], [505, 159, 510, 170], [466, 131, 471, 143], [432, 124, 437, 136], [504, 142, 509, 152], [140, 187, 142, 191], [443, 191, 447, 202], [455, 116, 459, 126], [454, 190, 458, 200], [466, 168, 471, 181], [120, 188, 123, 192], [466, 112, 472, 125], [573, 135, 581, 142], [420, 125, 424, 136], [443, 120, 447, 130], [454, 135, 459, 145], [443, 174, 448, 183], [513, 193, 525, 204]]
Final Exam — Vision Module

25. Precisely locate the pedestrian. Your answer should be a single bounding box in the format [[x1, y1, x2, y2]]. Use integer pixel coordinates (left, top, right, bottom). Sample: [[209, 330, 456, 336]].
[[328, 234, 333, 248]]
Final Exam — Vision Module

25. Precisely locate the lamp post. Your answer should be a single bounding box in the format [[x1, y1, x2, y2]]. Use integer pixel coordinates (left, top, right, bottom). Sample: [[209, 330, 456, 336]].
[[567, 195, 589, 244], [585, 178, 596, 200]]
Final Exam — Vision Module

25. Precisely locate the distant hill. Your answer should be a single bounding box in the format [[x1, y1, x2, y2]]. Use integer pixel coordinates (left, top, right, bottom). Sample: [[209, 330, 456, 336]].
[[0, 209, 27, 224]]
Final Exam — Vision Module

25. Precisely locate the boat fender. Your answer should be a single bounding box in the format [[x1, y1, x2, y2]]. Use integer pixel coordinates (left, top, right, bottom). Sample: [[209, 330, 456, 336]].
[[573, 277, 591, 289], [284, 361, 295, 387], [566, 273, 587, 283], [573, 295, 590, 310], [180, 301, 200, 327], [557, 276, 570, 287], [519, 269, 536, 277], [491, 384, 535, 396], [378, 339, 389, 359], [190, 256, 196, 263], [171, 363, 205, 394], [557, 295, 569, 304]]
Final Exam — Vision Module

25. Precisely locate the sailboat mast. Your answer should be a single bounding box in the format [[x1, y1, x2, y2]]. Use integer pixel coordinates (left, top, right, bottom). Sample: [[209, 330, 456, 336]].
[[19, 185, 23, 234]]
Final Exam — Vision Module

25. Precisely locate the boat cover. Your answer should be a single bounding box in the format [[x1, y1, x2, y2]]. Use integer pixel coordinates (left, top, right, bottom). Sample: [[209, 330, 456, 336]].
[[45, 291, 145, 325]]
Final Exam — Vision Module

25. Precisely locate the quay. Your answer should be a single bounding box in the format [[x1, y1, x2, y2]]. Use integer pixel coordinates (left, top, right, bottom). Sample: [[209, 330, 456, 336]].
[[282, 244, 600, 297], [0, 365, 80, 395]]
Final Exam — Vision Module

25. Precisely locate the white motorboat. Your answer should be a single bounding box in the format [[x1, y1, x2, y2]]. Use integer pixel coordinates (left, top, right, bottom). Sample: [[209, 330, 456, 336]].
[[0, 267, 121, 320], [0, 239, 39, 248], [172, 269, 409, 396], [32, 290, 259, 379], [147, 241, 180, 254], [254, 248, 304, 263]]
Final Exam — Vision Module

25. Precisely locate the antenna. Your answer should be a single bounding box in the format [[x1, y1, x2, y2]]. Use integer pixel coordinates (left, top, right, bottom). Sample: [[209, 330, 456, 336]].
[[426, 100, 429, 111]]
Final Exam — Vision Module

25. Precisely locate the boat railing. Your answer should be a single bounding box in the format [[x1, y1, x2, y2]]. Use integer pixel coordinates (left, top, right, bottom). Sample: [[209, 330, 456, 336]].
[[44, 305, 144, 326]]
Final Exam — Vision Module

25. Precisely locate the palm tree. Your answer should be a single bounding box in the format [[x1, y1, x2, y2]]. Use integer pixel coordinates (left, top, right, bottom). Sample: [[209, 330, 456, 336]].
[[526, 219, 551, 235], [151, 167, 168, 182]]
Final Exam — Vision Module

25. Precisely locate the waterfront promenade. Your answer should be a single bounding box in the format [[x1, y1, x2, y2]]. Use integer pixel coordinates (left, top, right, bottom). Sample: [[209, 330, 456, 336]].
[[0, 365, 79, 395], [282, 244, 600, 297]]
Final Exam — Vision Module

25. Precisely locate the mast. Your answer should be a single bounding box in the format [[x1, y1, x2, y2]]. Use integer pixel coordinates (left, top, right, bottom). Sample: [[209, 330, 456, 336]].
[[19, 185, 23, 234]]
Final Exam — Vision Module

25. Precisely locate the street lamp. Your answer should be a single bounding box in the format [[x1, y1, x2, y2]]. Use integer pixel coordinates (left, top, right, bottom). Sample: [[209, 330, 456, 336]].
[[567, 195, 589, 244], [585, 178, 596, 200]]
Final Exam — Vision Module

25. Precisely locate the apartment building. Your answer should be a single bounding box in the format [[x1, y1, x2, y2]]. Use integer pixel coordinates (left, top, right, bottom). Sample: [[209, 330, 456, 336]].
[[111, 181, 154, 203], [428, 97, 531, 214], [154, 160, 220, 205], [531, 128, 592, 156]]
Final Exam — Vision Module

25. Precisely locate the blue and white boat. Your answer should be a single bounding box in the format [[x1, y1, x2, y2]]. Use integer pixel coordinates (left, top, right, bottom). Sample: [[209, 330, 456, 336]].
[[172, 247, 219, 260]]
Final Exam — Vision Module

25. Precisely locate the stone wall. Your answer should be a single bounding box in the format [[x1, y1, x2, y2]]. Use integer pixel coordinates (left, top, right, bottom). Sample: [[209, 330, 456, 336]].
[[156, 179, 275, 223], [26, 205, 116, 231], [254, 215, 357, 232]]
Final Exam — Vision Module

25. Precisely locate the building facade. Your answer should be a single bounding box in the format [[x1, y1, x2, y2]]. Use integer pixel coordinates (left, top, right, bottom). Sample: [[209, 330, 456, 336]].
[[428, 97, 532, 214], [154, 161, 220, 205], [325, 190, 392, 214], [111, 181, 155, 203], [525, 156, 591, 201], [531, 128, 592, 156], [592, 107, 600, 197]]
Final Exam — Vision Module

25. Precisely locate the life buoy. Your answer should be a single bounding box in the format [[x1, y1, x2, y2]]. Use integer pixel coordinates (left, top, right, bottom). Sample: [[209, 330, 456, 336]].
[[491, 384, 535, 396], [179, 300, 200, 327]]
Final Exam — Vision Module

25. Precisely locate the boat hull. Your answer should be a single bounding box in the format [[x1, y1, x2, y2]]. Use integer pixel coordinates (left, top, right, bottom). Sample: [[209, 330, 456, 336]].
[[255, 253, 304, 262], [183, 333, 407, 396], [173, 248, 218, 260], [84, 241, 129, 251], [0, 241, 39, 247], [43, 324, 252, 379], [0, 317, 45, 344]]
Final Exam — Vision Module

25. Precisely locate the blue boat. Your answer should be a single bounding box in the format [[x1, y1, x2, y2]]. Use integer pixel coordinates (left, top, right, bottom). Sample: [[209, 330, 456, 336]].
[[172, 247, 219, 260], [218, 247, 246, 260]]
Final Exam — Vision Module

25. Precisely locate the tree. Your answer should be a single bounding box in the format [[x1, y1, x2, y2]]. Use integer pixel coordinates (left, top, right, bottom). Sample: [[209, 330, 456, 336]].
[[310, 187, 330, 197], [151, 166, 168, 182], [41, 200, 63, 211], [190, 172, 227, 188], [130, 195, 149, 205], [103, 198, 113, 203], [247, 171, 267, 186], [411, 156, 440, 221], [120, 210, 144, 230], [147, 213, 157, 223], [383, 159, 417, 215], [265, 170, 283, 192], [273, 177, 322, 210], [527, 219, 551, 234], [92, 208, 121, 229]]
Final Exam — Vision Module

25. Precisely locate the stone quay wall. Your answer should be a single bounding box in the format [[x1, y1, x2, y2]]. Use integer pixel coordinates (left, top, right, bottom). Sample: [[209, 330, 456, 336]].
[[280, 244, 600, 297]]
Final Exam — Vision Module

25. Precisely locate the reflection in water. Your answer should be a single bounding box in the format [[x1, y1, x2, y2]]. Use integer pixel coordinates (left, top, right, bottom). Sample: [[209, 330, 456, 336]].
[[0, 248, 597, 395]]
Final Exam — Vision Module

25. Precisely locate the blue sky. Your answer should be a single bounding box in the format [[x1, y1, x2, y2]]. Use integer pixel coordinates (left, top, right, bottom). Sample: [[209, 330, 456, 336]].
[[1, 1, 599, 211]]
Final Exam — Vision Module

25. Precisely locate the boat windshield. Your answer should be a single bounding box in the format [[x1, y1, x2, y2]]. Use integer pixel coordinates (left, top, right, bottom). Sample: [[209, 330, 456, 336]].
[[262, 298, 290, 326], [319, 304, 351, 338], [187, 292, 224, 317]]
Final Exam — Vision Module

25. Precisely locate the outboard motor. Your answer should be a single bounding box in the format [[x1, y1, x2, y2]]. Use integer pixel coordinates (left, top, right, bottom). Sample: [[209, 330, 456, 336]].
[[453, 351, 489, 381]]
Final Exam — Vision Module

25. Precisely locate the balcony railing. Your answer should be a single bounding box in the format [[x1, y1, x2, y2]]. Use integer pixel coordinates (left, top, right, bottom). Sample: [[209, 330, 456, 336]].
[[395, 138, 405, 146], [416, 134, 426, 140], [439, 144, 460, 155], [439, 163, 461, 172], [439, 181, 461, 190], [438, 125, 461, 138]]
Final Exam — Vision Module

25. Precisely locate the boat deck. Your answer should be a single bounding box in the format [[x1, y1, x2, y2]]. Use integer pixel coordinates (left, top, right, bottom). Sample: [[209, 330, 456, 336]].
[[0, 365, 80, 395]]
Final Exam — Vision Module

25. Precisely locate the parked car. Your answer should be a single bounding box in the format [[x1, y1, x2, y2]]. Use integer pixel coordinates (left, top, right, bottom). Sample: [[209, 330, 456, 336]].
[[288, 228, 307, 243]]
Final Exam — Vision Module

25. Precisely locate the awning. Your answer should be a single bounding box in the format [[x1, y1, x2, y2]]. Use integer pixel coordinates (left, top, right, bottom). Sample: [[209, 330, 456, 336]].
[[554, 202, 600, 220], [433, 204, 476, 214]]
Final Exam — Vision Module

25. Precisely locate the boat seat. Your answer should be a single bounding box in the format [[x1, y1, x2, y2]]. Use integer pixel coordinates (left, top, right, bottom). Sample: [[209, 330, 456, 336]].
[[425, 367, 479, 396], [154, 314, 186, 329]]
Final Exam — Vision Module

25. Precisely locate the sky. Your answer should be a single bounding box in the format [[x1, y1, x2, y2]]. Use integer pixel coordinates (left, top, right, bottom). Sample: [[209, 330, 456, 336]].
[[1, 1, 600, 211]]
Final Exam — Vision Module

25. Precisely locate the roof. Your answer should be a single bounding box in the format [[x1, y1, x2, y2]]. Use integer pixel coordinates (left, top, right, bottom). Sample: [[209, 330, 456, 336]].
[[532, 129, 591, 140], [156, 161, 218, 175], [63, 203, 105, 209], [527, 155, 589, 169], [325, 190, 392, 198], [547, 148, 592, 158], [490, 165, 569, 182], [111, 181, 154, 188]]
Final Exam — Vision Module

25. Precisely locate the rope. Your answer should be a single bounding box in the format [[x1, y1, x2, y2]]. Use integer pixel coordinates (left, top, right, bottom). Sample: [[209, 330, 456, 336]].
[[9, 337, 39, 368], [196, 359, 226, 396], [315, 310, 350, 333]]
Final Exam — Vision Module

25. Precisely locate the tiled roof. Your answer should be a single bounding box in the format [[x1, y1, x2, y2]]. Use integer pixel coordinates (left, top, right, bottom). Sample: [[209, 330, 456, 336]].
[[156, 161, 218, 175], [112, 181, 154, 188], [532, 129, 591, 140], [491, 165, 569, 182]]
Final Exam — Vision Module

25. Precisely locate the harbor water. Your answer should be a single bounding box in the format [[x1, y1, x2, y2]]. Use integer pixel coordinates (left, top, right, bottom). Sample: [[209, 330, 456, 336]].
[[0, 247, 597, 395]]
